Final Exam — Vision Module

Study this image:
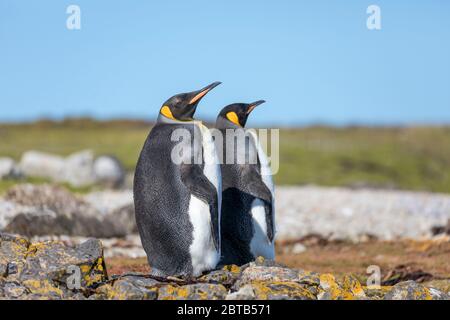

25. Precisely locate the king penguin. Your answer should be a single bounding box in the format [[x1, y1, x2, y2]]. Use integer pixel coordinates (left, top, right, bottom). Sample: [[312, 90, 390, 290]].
[[134, 82, 222, 277], [215, 100, 275, 265]]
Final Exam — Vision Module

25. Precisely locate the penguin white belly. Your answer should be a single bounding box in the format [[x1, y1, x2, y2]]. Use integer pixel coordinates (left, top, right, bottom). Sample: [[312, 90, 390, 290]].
[[188, 195, 220, 276], [249, 198, 275, 259], [200, 125, 221, 245], [187, 124, 221, 276], [199, 124, 222, 204], [247, 130, 276, 240], [246, 130, 275, 194]]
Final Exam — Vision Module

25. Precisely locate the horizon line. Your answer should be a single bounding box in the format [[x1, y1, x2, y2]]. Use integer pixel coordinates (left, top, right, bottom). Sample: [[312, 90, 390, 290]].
[[1, 116, 450, 129]]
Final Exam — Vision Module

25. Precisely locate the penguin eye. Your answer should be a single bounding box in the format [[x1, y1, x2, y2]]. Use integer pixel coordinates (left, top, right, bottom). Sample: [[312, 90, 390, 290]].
[[226, 112, 240, 126]]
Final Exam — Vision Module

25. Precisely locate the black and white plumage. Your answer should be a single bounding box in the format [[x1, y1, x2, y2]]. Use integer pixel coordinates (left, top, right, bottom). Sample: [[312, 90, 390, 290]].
[[134, 82, 222, 277], [215, 101, 275, 266]]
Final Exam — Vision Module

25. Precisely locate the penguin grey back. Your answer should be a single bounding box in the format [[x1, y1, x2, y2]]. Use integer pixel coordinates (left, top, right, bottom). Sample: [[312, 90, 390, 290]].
[[134, 123, 195, 276]]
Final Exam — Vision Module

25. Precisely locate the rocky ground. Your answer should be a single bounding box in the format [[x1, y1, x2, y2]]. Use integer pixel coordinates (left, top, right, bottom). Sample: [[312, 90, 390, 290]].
[[276, 186, 450, 241], [0, 183, 449, 300], [1, 233, 448, 300]]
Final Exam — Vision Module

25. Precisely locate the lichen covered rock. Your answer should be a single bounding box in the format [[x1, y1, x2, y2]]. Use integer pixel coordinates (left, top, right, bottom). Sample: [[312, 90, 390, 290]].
[[234, 261, 303, 289], [0, 233, 30, 279], [384, 281, 449, 300], [0, 279, 28, 299], [317, 273, 356, 300], [158, 283, 228, 300], [96, 276, 159, 300], [0, 232, 107, 299], [422, 279, 450, 294], [199, 269, 238, 286], [0, 238, 448, 300], [342, 275, 367, 298], [225, 284, 256, 300], [249, 281, 316, 300], [20, 238, 107, 288]]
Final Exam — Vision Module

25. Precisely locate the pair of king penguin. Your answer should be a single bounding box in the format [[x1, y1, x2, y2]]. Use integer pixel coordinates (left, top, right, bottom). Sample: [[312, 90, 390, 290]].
[[133, 82, 275, 277]]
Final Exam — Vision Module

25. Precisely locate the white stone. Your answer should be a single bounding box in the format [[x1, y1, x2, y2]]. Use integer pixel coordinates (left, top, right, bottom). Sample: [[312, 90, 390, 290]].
[[19, 150, 96, 187], [62, 150, 95, 187], [83, 190, 133, 216], [0, 158, 16, 179], [291, 243, 307, 254], [93, 155, 125, 187], [19, 151, 65, 181], [0, 200, 21, 229]]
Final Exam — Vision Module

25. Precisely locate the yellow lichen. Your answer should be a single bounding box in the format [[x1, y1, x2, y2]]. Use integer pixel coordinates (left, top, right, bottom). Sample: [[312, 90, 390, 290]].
[[419, 287, 433, 300], [319, 273, 338, 289], [22, 279, 63, 298], [26, 242, 49, 256], [96, 258, 104, 272], [342, 275, 366, 297], [175, 286, 190, 299], [80, 264, 91, 273], [159, 285, 177, 300], [17, 237, 29, 247], [319, 274, 355, 300], [223, 264, 241, 274], [78, 258, 107, 287], [250, 281, 316, 300], [158, 284, 227, 300]]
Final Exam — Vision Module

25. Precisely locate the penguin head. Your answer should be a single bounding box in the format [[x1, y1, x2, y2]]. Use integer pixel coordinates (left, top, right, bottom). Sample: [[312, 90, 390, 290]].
[[216, 100, 266, 128], [158, 81, 221, 122]]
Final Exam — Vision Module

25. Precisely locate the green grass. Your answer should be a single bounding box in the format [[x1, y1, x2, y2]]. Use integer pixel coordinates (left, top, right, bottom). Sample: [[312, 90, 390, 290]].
[[0, 119, 149, 170], [0, 177, 95, 195], [1, 119, 450, 193], [278, 126, 450, 192]]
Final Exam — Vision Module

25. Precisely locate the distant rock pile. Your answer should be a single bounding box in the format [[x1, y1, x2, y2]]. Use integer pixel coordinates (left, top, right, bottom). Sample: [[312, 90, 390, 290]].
[[0, 233, 448, 300], [0, 150, 125, 188], [0, 184, 136, 238], [276, 186, 450, 241], [2, 184, 450, 244]]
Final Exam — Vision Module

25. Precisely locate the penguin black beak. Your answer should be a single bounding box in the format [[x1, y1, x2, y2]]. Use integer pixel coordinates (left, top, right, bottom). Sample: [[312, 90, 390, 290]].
[[189, 81, 222, 105], [246, 100, 266, 114]]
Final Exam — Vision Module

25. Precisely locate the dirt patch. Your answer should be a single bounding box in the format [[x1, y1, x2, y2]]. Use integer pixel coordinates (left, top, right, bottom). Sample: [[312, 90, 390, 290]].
[[106, 239, 450, 286], [277, 239, 450, 282], [106, 257, 150, 275]]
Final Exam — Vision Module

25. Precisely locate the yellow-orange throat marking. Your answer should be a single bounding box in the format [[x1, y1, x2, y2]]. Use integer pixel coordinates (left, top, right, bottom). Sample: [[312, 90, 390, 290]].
[[226, 112, 240, 126], [160, 106, 175, 120]]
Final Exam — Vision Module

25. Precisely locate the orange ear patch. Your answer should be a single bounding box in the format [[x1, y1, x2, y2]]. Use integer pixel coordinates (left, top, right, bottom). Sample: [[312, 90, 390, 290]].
[[160, 106, 175, 120], [226, 112, 240, 126]]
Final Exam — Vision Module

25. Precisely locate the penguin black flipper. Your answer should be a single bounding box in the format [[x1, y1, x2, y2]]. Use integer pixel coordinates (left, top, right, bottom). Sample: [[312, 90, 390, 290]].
[[181, 163, 220, 250], [240, 164, 275, 242]]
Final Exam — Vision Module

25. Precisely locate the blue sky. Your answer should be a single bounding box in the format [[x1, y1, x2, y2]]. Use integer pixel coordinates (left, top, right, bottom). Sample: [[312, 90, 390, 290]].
[[0, 0, 449, 125]]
